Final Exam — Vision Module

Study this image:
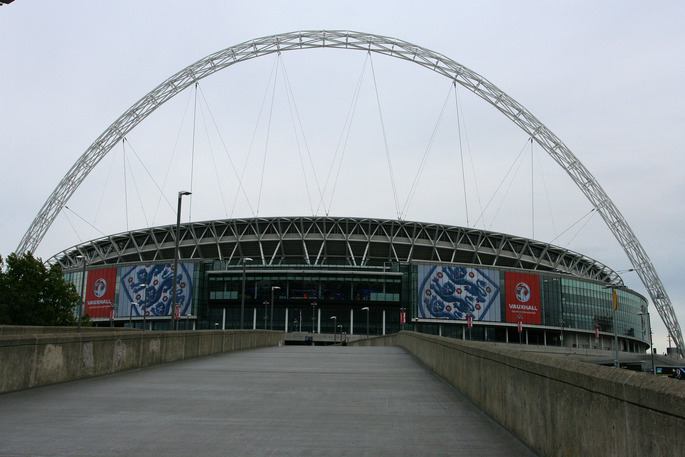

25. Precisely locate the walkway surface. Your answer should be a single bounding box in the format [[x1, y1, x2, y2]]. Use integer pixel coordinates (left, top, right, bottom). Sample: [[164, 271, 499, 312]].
[[0, 346, 537, 456]]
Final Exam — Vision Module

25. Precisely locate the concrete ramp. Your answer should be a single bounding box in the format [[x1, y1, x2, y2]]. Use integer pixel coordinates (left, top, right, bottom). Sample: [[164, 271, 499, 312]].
[[0, 345, 536, 456]]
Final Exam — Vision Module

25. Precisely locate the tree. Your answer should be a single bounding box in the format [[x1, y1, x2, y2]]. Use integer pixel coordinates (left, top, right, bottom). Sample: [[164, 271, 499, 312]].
[[0, 252, 79, 326]]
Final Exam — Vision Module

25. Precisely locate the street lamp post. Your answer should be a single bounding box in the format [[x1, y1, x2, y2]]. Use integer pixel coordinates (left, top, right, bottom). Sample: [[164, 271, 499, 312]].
[[611, 288, 620, 368], [517, 315, 523, 345], [361, 307, 369, 337], [142, 285, 148, 331], [310, 302, 317, 346], [270, 286, 281, 330], [130, 302, 136, 328], [639, 309, 656, 375], [77, 255, 87, 332], [263, 301, 269, 329], [330, 316, 337, 344], [172, 190, 191, 331], [240, 257, 253, 330], [311, 302, 317, 333]]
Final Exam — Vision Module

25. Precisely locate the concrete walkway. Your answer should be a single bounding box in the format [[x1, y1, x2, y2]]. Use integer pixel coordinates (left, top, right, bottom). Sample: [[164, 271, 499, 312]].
[[0, 346, 537, 456]]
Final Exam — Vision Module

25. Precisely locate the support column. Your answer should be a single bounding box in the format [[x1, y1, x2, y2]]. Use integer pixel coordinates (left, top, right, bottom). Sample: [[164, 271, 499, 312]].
[[350, 309, 354, 335], [253, 308, 257, 330], [382, 310, 386, 335], [222, 308, 226, 330], [285, 308, 289, 333], [317, 308, 321, 334]]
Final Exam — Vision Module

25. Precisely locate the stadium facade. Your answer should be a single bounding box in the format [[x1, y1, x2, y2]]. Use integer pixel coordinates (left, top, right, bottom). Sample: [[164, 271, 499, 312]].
[[57, 216, 649, 353]]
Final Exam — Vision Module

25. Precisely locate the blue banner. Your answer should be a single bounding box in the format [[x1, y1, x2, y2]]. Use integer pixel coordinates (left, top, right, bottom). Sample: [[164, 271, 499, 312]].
[[118, 263, 194, 317], [418, 265, 501, 321]]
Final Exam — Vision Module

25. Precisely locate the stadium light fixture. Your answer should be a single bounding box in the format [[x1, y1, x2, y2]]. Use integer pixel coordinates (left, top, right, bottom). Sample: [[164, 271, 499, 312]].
[[75, 254, 87, 332], [240, 257, 253, 330], [330, 315, 337, 344], [270, 286, 281, 330], [171, 190, 191, 331], [638, 309, 656, 375], [361, 307, 370, 337]]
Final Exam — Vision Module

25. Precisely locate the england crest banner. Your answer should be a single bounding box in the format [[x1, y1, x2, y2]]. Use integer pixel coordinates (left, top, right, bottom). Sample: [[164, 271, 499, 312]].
[[118, 263, 194, 317], [418, 265, 501, 322]]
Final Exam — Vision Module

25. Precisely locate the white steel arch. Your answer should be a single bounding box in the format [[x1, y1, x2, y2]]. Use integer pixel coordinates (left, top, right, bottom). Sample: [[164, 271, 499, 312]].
[[17, 30, 683, 354]]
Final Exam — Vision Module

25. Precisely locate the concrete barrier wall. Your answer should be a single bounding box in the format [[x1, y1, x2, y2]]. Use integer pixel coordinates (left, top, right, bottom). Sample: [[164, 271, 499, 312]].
[[0, 328, 284, 394], [348, 334, 397, 346], [394, 331, 685, 457]]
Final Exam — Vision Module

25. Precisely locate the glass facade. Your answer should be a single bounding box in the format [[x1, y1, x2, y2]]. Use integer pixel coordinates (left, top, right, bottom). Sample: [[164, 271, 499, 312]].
[[68, 259, 648, 352], [204, 266, 404, 334]]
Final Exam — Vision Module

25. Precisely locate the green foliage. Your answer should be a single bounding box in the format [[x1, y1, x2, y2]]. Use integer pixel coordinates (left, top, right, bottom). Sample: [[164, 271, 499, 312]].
[[0, 252, 79, 326]]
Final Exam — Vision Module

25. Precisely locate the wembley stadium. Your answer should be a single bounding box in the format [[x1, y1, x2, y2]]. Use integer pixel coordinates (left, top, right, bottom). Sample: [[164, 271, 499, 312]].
[[55, 215, 650, 354], [16, 30, 682, 359]]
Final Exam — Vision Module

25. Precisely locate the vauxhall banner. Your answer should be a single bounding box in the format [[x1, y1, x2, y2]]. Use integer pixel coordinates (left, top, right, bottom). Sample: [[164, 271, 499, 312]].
[[85, 268, 117, 318], [504, 272, 541, 324]]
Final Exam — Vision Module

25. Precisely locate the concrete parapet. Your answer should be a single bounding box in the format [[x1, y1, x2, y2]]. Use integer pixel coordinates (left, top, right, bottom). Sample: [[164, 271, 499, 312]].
[[348, 334, 397, 346], [0, 329, 284, 394], [396, 331, 685, 457]]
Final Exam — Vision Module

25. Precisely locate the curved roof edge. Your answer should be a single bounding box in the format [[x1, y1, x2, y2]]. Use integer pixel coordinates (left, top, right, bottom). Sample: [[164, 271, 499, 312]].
[[52, 216, 624, 285]]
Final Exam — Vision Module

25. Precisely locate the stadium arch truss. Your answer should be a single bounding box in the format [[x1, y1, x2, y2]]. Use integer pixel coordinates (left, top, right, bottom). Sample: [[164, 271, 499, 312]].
[[20, 30, 683, 354]]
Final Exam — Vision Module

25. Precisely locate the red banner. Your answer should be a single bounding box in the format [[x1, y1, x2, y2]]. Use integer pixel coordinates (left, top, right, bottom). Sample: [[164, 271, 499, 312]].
[[85, 268, 117, 318], [505, 272, 541, 324]]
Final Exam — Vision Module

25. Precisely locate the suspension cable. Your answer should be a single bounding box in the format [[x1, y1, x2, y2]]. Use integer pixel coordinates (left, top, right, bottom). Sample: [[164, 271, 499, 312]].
[[189, 81, 198, 220], [369, 52, 400, 219], [318, 53, 369, 215], [195, 87, 230, 218], [531, 137, 535, 239], [549, 208, 596, 245], [488, 140, 529, 230], [279, 55, 321, 215], [400, 83, 453, 219], [535, 145, 559, 239], [89, 139, 120, 240], [256, 53, 280, 216], [456, 81, 469, 227], [122, 140, 129, 231], [123, 138, 175, 216], [64, 206, 106, 237], [230, 56, 280, 218], [564, 209, 598, 247], [454, 85, 485, 228], [62, 207, 82, 243], [152, 87, 195, 225], [122, 145, 150, 228], [473, 137, 530, 228], [196, 85, 256, 218]]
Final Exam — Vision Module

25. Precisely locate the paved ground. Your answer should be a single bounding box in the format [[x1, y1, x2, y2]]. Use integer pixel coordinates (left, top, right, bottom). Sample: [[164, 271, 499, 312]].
[[0, 346, 537, 456]]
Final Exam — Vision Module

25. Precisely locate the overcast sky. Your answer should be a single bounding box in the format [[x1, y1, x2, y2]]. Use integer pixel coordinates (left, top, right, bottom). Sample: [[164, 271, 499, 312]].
[[1, 1, 683, 351]]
